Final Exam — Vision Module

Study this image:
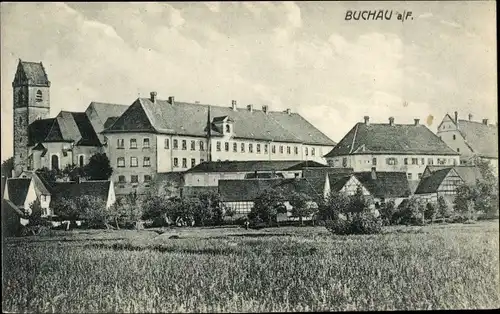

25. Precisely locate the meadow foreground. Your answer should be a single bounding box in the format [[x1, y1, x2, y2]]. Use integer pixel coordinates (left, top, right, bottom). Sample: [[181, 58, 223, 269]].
[[2, 220, 499, 312]]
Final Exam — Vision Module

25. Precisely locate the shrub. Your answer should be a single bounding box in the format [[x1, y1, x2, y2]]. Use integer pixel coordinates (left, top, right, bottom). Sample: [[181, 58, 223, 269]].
[[250, 189, 286, 225], [379, 200, 396, 225], [350, 212, 383, 234], [324, 217, 351, 235], [289, 192, 315, 226], [318, 191, 350, 221], [425, 202, 437, 222], [78, 195, 109, 229], [397, 197, 425, 226], [110, 196, 143, 229], [437, 196, 452, 219], [84, 153, 113, 180]]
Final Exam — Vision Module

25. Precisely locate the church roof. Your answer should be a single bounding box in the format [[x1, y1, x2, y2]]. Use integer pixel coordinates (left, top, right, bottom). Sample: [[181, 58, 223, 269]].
[[324, 121, 459, 157], [14, 61, 50, 86], [103, 98, 336, 146]]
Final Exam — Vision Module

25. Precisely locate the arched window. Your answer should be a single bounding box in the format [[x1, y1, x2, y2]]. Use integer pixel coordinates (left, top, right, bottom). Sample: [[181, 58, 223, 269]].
[[36, 90, 43, 102], [79, 155, 85, 167], [225, 124, 231, 133], [51, 154, 59, 170]]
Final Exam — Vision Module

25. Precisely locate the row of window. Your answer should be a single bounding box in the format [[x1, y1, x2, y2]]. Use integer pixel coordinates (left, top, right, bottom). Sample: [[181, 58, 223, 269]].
[[407, 173, 423, 180], [118, 175, 152, 184], [117, 157, 151, 167], [173, 157, 203, 168], [117, 138, 150, 149], [342, 157, 456, 167]]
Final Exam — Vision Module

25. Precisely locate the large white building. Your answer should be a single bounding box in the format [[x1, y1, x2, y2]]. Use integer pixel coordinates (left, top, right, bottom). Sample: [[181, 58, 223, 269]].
[[323, 116, 461, 188], [102, 92, 336, 195]]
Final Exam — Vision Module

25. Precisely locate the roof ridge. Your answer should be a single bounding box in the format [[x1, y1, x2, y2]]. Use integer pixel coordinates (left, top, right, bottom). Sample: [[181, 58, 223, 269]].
[[349, 123, 359, 154]]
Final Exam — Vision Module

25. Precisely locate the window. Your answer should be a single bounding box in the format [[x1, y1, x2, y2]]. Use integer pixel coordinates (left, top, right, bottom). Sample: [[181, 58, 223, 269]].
[[182, 140, 187, 150], [404, 158, 408, 165], [173, 139, 178, 149], [144, 175, 152, 182], [279, 145, 283, 154], [342, 157, 348, 167], [191, 140, 195, 151], [305, 147, 308, 156], [287, 146, 291, 154], [437, 158, 446, 165], [117, 157, 125, 167], [311, 148, 315, 156], [457, 148, 460, 152], [225, 124, 231, 133], [225, 142, 229, 152], [143, 157, 151, 167], [164, 138, 169, 149], [372, 158, 377, 166], [233, 143, 237, 152], [182, 158, 187, 168], [453, 134, 456, 140], [79, 155, 85, 167], [249, 144, 253, 153], [411, 158, 418, 165], [174, 158, 179, 167], [36, 90, 43, 102], [191, 158, 196, 168], [272, 145, 276, 154], [418, 173, 422, 180], [264, 144, 268, 154], [143, 138, 150, 148], [117, 139, 124, 149], [130, 157, 138, 167], [294, 146, 298, 155], [386, 158, 397, 165], [130, 139, 137, 149], [257, 144, 261, 153], [217, 141, 221, 151], [131, 175, 138, 184], [200, 159, 205, 163], [118, 175, 126, 183], [199, 141, 204, 151], [428, 158, 434, 165], [407, 173, 413, 180], [421, 158, 425, 165], [452, 159, 457, 165]]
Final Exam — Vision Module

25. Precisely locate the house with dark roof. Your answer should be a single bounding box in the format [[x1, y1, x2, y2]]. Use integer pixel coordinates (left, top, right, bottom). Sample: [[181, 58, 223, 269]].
[[12, 59, 128, 177], [437, 111, 498, 175], [2, 199, 27, 237], [184, 160, 326, 187], [324, 116, 460, 183], [3, 178, 37, 214], [353, 170, 412, 207], [49, 180, 116, 210], [415, 165, 483, 203]]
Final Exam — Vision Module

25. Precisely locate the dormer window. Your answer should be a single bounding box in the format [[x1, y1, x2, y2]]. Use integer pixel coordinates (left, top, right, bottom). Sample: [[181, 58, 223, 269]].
[[226, 124, 231, 133], [36, 90, 43, 102]]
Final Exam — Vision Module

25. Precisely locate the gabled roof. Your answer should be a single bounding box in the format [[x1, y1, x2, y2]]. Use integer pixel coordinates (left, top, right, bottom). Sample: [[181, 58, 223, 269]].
[[274, 177, 326, 200], [327, 174, 353, 193], [424, 165, 483, 186], [14, 61, 50, 86], [456, 120, 498, 159], [2, 199, 26, 217], [85, 102, 129, 134], [354, 172, 411, 198], [19, 172, 51, 196], [186, 160, 321, 173], [50, 181, 112, 204], [103, 98, 336, 146], [324, 122, 459, 157], [302, 167, 354, 179], [219, 179, 284, 202], [5, 178, 32, 207], [28, 111, 102, 146], [415, 168, 458, 194], [103, 117, 120, 129]]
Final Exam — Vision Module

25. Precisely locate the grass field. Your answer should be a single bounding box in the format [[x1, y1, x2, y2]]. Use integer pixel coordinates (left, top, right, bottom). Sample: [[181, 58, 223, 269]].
[[2, 220, 499, 312]]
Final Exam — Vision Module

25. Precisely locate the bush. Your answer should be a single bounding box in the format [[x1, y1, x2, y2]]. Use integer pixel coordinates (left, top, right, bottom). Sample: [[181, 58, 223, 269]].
[[397, 197, 425, 226], [250, 189, 286, 225], [325, 212, 383, 235], [379, 200, 396, 226], [78, 195, 109, 229], [325, 217, 351, 235], [425, 202, 437, 222], [437, 196, 452, 219], [318, 191, 350, 221]]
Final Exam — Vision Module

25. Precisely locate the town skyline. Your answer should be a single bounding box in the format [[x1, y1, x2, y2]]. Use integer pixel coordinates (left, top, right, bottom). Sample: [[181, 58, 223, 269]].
[[1, 1, 497, 160]]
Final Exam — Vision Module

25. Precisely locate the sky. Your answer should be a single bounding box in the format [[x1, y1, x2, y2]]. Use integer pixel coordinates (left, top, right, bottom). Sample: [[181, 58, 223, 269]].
[[0, 1, 497, 161]]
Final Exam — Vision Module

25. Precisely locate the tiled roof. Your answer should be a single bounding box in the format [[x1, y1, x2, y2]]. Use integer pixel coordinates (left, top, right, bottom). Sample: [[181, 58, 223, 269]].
[[17, 61, 50, 86], [85, 102, 129, 133], [103, 117, 120, 129], [2, 199, 25, 217], [324, 122, 459, 157], [327, 174, 353, 193], [6, 178, 32, 207], [354, 172, 411, 198], [186, 160, 318, 173], [103, 98, 336, 146], [424, 165, 482, 186], [50, 181, 111, 204], [218, 179, 285, 202], [28, 111, 102, 146], [19, 172, 51, 196], [302, 167, 354, 179], [457, 120, 498, 159], [415, 168, 455, 194]]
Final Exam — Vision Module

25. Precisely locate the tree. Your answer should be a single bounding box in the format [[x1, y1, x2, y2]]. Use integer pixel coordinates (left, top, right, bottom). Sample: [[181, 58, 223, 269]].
[[318, 191, 350, 221], [379, 200, 396, 225], [62, 163, 86, 181], [437, 195, 451, 219], [398, 197, 425, 225], [141, 194, 170, 224], [110, 196, 143, 229], [78, 195, 109, 229], [84, 153, 113, 180], [52, 197, 79, 229], [36, 167, 62, 182], [454, 184, 476, 220], [194, 191, 225, 226], [348, 186, 369, 214], [470, 156, 496, 185], [289, 191, 314, 226], [250, 189, 286, 225], [1, 157, 14, 178], [425, 202, 437, 223]]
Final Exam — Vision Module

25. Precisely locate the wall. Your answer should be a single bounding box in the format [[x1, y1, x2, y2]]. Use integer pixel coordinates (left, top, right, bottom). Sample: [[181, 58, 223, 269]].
[[437, 117, 473, 161], [184, 170, 299, 187]]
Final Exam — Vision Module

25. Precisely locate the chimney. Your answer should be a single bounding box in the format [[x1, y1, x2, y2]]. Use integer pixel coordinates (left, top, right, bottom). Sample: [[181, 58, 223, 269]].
[[482, 119, 488, 125], [454, 111, 458, 123], [414, 118, 420, 126], [150, 91, 157, 103], [371, 167, 377, 180], [389, 117, 395, 126], [285, 108, 291, 115], [247, 104, 253, 112], [231, 100, 237, 111], [262, 105, 268, 114], [468, 113, 473, 121], [364, 116, 370, 125], [168, 96, 175, 105]]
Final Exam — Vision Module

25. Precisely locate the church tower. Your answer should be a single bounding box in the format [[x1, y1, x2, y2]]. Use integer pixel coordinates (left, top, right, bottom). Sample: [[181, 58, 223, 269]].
[[12, 60, 51, 177]]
